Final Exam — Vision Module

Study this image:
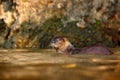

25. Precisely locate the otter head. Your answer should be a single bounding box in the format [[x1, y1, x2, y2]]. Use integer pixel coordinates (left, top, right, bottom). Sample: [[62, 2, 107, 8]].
[[50, 36, 65, 50], [50, 36, 74, 54]]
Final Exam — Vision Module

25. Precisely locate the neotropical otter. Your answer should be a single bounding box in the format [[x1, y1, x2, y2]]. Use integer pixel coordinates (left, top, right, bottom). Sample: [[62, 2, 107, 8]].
[[50, 36, 113, 55]]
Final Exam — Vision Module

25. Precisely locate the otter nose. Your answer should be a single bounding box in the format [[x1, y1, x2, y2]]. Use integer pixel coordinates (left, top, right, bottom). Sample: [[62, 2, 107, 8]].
[[50, 40, 57, 44]]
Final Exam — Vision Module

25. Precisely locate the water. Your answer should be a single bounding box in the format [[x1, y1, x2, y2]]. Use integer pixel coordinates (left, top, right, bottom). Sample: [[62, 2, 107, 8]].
[[0, 49, 120, 80]]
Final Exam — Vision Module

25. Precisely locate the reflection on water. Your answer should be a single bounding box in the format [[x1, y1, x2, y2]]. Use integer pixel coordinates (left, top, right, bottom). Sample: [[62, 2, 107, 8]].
[[0, 49, 120, 80]]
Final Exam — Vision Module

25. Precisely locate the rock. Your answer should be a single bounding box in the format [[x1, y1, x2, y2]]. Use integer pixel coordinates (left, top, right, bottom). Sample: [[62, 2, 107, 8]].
[[0, 0, 119, 48]]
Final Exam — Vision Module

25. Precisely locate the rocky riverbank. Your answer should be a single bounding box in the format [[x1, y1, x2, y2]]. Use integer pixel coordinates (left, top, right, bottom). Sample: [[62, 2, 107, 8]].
[[0, 0, 120, 48]]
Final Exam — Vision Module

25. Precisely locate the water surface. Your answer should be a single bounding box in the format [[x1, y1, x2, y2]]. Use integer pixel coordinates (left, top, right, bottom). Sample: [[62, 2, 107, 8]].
[[0, 49, 120, 80]]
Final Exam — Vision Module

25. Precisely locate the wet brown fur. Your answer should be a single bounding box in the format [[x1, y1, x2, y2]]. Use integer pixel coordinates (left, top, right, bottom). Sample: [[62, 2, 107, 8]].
[[50, 36, 113, 55]]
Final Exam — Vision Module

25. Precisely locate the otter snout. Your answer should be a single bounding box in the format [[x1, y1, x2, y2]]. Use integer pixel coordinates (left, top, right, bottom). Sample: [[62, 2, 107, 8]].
[[50, 36, 62, 49]]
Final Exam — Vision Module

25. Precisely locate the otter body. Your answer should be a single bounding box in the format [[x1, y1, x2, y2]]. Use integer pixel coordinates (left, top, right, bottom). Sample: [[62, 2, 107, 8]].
[[50, 36, 113, 55]]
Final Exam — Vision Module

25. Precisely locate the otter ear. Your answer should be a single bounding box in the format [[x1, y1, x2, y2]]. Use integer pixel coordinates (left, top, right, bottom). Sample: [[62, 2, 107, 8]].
[[63, 37, 68, 41]]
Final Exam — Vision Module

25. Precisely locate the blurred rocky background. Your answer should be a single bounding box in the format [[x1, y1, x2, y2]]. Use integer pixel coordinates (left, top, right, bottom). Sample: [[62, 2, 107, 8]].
[[0, 0, 120, 48]]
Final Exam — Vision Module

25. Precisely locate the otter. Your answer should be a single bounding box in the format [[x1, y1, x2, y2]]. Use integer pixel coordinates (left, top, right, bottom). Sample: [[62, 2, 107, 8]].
[[50, 36, 113, 55]]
